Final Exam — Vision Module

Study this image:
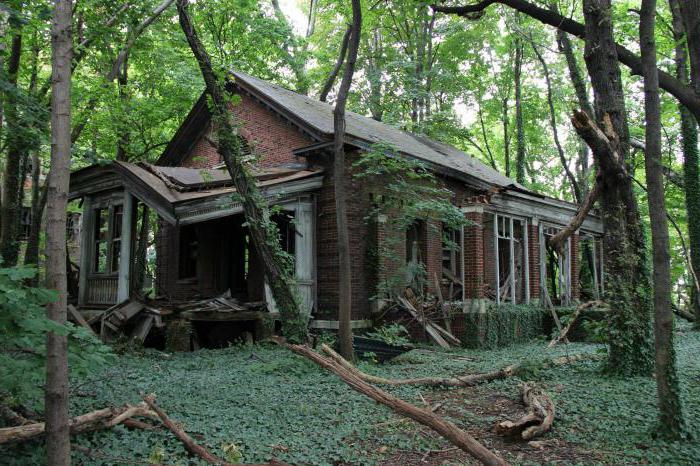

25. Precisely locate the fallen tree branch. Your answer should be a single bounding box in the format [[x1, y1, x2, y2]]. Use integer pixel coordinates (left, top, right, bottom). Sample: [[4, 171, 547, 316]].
[[0, 404, 155, 444], [284, 342, 508, 465], [142, 394, 290, 466], [494, 383, 554, 440], [547, 301, 606, 348], [672, 304, 695, 322], [320, 344, 601, 387], [320, 344, 512, 387]]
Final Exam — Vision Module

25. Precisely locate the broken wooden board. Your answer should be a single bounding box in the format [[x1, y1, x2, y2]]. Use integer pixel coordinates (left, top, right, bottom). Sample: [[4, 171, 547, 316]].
[[398, 297, 451, 349], [67, 304, 95, 334]]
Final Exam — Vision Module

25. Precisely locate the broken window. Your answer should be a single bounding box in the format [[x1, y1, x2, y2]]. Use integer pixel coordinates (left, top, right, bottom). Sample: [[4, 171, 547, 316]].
[[441, 225, 462, 301], [484, 213, 529, 305], [541, 225, 572, 307], [579, 234, 604, 300], [92, 203, 123, 274]]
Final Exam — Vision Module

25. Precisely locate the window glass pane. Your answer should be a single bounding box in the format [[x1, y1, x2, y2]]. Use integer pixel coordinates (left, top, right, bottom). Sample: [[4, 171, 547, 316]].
[[112, 204, 123, 240], [94, 241, 108, 272], [111, 239, 121, 273]]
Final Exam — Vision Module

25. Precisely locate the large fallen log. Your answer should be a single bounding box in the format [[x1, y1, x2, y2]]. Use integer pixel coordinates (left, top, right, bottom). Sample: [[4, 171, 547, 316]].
[[495, 383, 554, 440], [0, 403, 156, 444], [142, 394, 290, 466], [672, 304, 695, 322], [320, 344, 601, 388], [284, 342, 508, 466]]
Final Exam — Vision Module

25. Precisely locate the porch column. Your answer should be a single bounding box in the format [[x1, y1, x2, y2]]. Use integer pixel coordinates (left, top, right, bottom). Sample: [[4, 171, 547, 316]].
[[295, 197, 315, 314], [78, 196, 93, 307], [117, 192, 134, 302]]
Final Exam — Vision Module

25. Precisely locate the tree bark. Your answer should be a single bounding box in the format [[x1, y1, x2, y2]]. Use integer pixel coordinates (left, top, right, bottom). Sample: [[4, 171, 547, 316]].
[[176, 0, 308, 342], [640, 0, 687, 438], [669, 0, 700, 324], [45, 0, 73, 463], [580, 0, 654, 376], [431, 0, 700, 123], [285, 343, 508, 466], [513, 33, 526, 184], [1, 1, 24, 266], [334, 1, 362, 360], [319, 26, 352, 102], [494, 383, 554, 440]]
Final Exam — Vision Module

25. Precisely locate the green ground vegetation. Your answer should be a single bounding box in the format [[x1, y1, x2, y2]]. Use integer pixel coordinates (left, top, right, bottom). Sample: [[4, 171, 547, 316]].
[[3, 324, 700, 465]]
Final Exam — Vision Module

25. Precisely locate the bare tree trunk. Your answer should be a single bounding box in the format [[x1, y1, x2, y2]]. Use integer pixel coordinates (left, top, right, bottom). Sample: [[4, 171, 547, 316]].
[[640, 0, 687, 438], [367, 29, 384, 121], [45, 0, 73, 463], [319, 26, 351, 103], [176, 0, 308, 342], [335, 0, 362, 360], [24, 185, 47, 269], [1, 2, 24, 266], [116, 53, 130, 161], [502, 98, 510, 177], [513, 33, 526, 184]]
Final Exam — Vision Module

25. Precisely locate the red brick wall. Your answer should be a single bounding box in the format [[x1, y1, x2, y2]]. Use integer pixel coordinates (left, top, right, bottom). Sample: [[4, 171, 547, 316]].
[[181, 93, 313, 169], [463, 210, 485, 299], [571, 233, 580, 300], [314, 151, 373, 321]]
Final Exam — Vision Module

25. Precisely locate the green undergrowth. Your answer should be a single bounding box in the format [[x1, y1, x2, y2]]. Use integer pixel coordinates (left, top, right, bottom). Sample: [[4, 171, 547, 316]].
[[3, 325, 700, 464]]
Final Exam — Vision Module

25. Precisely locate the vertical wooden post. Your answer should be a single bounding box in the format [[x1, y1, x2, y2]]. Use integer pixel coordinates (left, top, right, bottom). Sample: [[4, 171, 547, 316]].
[[539, 223, 546, 300], [295, 197, 315, 315], [523, 219, 530, 304], [117, 192, 134, 302], [493, 214, 500, 306], [460, 224, 465, 303], [509, 217, 516, 304], [78, 196, 93, 307]]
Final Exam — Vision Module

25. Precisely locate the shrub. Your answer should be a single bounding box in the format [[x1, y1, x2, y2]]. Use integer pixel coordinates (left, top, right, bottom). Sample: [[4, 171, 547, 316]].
[[461, 304, 547, 349], [0, 267, 114, 409]]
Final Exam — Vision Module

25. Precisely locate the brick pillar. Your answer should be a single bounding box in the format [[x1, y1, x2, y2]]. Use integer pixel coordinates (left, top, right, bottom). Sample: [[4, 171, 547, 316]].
[[463, 208, 484, 300], [425, 220, 442, 294], [571, 233, 580, 300], [528, 222, 540, 301]]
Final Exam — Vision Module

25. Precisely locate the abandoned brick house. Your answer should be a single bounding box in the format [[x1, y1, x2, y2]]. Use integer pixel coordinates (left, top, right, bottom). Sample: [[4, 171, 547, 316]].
[[68, 71, 603, 342]]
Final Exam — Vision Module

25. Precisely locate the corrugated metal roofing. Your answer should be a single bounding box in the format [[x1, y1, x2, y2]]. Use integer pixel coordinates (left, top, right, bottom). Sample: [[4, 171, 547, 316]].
[[233, 71, 524, 190]]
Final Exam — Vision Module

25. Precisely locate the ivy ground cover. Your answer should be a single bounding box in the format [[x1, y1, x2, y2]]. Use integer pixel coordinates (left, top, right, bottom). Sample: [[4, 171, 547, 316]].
[[4, 324, 700, 464]]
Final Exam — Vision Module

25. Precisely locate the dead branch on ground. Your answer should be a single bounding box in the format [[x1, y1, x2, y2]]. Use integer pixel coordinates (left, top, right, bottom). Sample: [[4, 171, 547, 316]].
[[142, 394, 290, 466], [283, 341, 508, 466], [495, 383, 554, 440]]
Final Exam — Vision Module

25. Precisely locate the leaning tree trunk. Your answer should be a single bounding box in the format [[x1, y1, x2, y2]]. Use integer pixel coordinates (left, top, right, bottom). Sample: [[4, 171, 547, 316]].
[[334, 0, 362, 360], [176, 0, 308, 342], [581, 0, 654, 376], [45, 0, 73, 463], [640, 0, 687, 438]]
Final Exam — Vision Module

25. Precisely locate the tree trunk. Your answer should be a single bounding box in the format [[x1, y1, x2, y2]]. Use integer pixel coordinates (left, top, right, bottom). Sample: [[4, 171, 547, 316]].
[[670, 0, 700, 324], [502, 98, 510, 177], [640, 0, 687, 438], [319, 26, 351, 103], [176, 0, 308, 342], [45, 0, 73, 463], [581, 0, 653, 376], [24, 185, 48, 270], [1, 3, 24, 266], [513, 33, 526, 184], [334, 0, 362, 360]]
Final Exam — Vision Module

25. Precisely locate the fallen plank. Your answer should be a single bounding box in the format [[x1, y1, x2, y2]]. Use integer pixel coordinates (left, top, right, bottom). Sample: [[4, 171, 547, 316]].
[[548, 300, 605, 348], [67, 305, 95, 334]]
